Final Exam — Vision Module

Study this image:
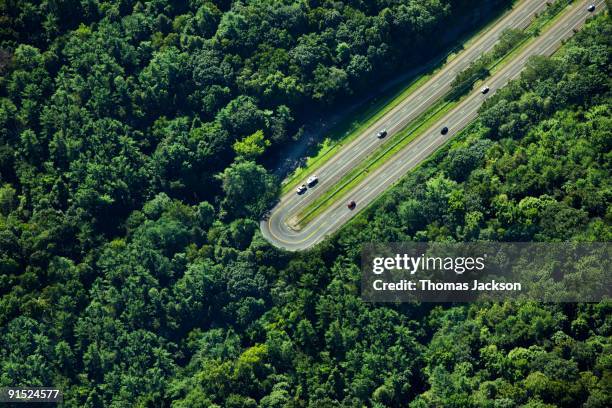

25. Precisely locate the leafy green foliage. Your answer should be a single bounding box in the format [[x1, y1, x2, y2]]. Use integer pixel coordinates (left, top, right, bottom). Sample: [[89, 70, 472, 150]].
[[233, 130, 271, 159], [0, 1, 609, 407], [217, 159, 279, 219]]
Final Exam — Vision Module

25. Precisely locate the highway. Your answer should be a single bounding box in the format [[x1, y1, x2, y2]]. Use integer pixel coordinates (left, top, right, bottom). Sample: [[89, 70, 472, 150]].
[[261, 0, 605, 251], [277, 0, 550, 224]]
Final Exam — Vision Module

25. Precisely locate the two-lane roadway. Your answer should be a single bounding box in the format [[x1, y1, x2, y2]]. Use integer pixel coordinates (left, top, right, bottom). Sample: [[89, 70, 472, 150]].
[[262, 0, 605, 250], [279, 0, 552, 229]]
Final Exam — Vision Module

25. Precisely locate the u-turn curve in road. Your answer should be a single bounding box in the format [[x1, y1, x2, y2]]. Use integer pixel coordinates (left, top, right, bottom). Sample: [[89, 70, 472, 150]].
[[261, 0, 605, 251]]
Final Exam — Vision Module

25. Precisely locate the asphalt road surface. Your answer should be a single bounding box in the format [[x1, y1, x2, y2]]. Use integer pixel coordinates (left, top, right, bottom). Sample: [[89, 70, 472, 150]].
[[262, 0, 604, 251], [277, 1, 550, 217]]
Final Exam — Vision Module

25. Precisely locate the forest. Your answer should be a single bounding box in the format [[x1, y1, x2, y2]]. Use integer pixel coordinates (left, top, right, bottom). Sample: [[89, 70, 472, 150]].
[[0, 0, 610, 407]]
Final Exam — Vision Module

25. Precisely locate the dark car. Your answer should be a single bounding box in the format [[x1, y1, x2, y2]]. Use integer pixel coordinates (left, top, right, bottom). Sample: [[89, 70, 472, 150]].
[[440, 126, 449, 135], [376, 129, 388, 139], [587, 4, 595, 12], [347, 200, 356, 210]]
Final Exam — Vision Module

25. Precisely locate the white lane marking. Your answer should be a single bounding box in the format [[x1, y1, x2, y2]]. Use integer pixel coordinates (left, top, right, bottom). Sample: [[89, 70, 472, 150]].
[[276, 2, 594, 240], [278, 3, 556, 206]]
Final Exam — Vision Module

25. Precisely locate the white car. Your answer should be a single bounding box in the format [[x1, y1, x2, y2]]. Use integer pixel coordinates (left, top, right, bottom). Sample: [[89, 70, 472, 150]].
[[296, 184, 307, 194], [306, 175, 318, 186], [376, 129, 388, 138], [481, 86, 490, 94]]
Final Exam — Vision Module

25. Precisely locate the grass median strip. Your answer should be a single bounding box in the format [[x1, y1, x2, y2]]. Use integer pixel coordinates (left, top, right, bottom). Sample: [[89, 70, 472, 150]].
[[291, 0, 574, 228], [448, 0, 571, 97], [292, 97, 455, 228], [279, 1, 523, 195], [282, 0, 570, 195], [280, 66, 440, 194], [490, 0, 573, 73]]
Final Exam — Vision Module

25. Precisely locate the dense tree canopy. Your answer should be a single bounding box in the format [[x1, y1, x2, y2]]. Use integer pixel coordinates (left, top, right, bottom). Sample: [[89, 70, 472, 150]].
[[0, 0, 610, 406]]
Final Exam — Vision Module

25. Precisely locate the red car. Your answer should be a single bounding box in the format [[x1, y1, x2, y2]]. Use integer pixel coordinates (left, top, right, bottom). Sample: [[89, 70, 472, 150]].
[[347, 200, 356, 210]]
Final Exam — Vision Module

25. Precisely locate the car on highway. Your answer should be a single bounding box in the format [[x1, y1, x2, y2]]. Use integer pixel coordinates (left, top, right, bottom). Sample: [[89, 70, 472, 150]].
[[347, 200, 356, 210], [376, 129, 388, 138], [441, 126, 449, 135], [481, 86, 490, 94], [587, 4, 595, 12], [296, 184, 307, 194], [307, 175, 318, 186]]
